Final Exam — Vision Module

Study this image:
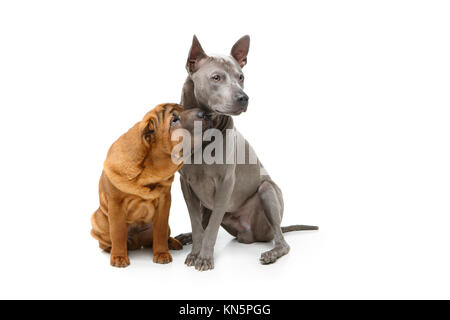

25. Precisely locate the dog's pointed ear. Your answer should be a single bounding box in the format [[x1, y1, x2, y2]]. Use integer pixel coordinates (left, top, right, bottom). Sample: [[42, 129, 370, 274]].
[[186, 35, 208, 74], [231, 35, 250, 68]]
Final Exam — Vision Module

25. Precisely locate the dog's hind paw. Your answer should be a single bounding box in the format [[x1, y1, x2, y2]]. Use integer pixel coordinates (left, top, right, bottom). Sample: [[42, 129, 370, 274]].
[[260, 251, 278, 265], [260, 246, 290, 265], [110, 255, 130, 268], [175, 232, 193, 245], [168, 237, 183, 250], [185, 252, 198, 267], [153, 252, 173, 264], [194, 256, 214, 271]]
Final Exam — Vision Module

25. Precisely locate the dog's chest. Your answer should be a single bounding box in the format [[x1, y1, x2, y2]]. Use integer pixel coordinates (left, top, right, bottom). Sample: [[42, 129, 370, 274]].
[[123, 196, 157, 224], [180, 164, 232, 210]]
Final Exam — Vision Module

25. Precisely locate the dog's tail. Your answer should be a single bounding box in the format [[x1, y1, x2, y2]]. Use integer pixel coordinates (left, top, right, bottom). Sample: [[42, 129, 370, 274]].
[[175, 225, 318, 245], [281, 225, 319, 233]]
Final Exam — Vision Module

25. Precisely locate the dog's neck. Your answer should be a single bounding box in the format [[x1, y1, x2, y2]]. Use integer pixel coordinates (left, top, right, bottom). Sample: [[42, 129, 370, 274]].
[[181, 77, 234, 132]]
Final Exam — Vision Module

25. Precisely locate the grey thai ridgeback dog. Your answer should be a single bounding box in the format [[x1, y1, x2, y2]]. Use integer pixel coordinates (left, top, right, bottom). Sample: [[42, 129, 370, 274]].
[[175, 35, 318, 271]]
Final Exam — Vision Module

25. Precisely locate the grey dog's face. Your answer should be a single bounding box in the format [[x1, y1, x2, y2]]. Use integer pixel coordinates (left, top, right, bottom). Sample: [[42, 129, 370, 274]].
[[192, 56, 248, 115], [186, 35, 250, 116]]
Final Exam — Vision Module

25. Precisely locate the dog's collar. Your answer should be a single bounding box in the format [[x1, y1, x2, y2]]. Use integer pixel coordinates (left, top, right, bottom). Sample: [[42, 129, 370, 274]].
[[212, 114, 233, 133]]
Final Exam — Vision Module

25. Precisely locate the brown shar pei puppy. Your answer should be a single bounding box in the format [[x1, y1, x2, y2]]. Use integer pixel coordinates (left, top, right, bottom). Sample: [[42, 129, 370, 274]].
[[91, 103, 209, 267]]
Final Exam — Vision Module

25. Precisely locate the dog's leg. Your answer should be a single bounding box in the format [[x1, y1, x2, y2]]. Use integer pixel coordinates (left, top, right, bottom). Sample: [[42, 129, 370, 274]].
[[108, 201, 130, 268], [152, 191, 173, 264], [175, 205, 211, 246], [201, 205, 212, 229], [258, 181, 290, 265], [194, 176, 235, 271], [91, 208, 113, 251], [180, 176, 205, 266]]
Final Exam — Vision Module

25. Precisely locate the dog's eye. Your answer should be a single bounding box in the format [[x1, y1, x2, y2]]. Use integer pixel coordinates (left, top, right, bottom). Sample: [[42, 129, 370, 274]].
[[211, 75, 221, 82], [171, 115, 180, 126], [239, 74, 244, 81]]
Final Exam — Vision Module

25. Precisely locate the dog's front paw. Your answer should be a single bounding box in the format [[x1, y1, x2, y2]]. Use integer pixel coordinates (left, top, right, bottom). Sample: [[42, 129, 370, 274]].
[[194, 255, 214, 271], [110, 255, 130, 268], [185, 252, 198, 267], [168, 237, 183, 250], [153, 252, 173, 264]]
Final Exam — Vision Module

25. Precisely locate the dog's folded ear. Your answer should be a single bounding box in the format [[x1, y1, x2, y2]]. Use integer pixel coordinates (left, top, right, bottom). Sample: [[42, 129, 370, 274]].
[[231, 35, 250, 68], [141, 121, 156, 145], [187, 35, 208, 74], [104, 123, 147, 182]]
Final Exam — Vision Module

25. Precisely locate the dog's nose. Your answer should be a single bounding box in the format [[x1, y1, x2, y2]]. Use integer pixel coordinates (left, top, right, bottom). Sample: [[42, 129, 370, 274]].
[[236, 93, 249, 107], [198, 110, 212, 120], [197, 110, 205, 119]]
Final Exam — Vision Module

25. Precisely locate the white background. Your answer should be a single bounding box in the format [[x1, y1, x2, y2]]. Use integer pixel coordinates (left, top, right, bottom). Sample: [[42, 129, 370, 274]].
[[0, 0, 449, 299]]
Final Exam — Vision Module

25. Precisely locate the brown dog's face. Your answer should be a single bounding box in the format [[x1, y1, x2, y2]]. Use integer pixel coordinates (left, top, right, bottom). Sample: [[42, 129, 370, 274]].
[[140, 104, 211, 160], [168, 108, 213, 162], [140, 103, 184, 156], [178, 108, 212, 135]]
